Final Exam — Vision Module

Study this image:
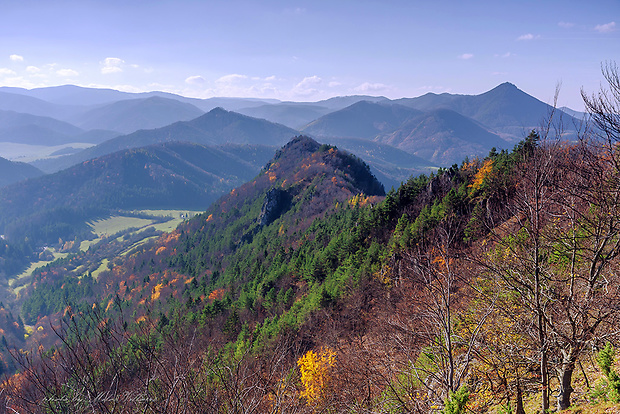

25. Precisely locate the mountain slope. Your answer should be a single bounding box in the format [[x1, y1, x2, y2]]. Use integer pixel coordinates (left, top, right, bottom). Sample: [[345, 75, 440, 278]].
[[71, 96, 204, 134], [0, 91, 78, 120], [0, 85, 279, 112], [0, 156, 43, 187], [377, 108, 507, 165], [314, 94, 390, 110], [0, 85, 137, 106], [394, 82, 578, 138], [33, 108, 299, 173], [237, 103, 332, 129], [0, 142, 276, 244], [0, 109, 90, 146], [301, 101, 423, 139], [323, 137, 438, 188]]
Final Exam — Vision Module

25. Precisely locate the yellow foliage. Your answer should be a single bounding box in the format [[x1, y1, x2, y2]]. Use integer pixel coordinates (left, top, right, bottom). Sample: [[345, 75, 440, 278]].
[[151, 283, 164, 301], [206, 214, 214, 222], [469, 158, 494, 191], [297, 347, 336, 405]]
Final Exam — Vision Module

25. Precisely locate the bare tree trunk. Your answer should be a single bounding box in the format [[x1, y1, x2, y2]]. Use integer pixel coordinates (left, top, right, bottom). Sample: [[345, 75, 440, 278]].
[[541, 346, 549, 413], [515, 379, 526, 414], [557, 348, 576, 411]]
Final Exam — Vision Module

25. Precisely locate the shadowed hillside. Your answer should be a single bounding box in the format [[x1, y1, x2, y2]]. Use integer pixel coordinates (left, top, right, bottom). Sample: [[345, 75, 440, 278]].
[[0, 142, 276, 246], [0, 156, 43, 187]]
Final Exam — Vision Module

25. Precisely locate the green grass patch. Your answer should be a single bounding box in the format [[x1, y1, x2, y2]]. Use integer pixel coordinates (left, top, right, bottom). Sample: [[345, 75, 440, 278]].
[[88, 216, 155, 237], [120, 236, 159, 256], [91, 259, 110, 280], [11, 249, 67, 284]]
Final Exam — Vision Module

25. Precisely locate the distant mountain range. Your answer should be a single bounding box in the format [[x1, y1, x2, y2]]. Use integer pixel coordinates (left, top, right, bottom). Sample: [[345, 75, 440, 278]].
[[300, 101, 507, 165], [393, 82, 577, 139], [69, 96, 205, 134], [0, 82, 581, 184], [32, 108, 298, 173], [376, 108, 507, 165], [301, 101, 423, 139]]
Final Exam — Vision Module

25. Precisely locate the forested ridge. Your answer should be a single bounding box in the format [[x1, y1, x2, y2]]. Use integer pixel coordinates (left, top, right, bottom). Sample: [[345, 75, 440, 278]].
[[2, 68, 620, 413]]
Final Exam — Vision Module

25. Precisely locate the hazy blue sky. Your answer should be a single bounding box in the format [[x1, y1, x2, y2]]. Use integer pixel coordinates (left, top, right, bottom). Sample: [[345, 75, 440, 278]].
[[1, 0, 618, 109]]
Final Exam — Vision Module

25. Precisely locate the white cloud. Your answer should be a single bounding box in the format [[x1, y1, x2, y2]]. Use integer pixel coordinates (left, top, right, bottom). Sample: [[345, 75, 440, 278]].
[[101, 57, 124, 74], [0, 68, 16, 76], [416, 85, 451, 94], [595, 22, 616, 33], [558, 21, 575, 29], [495, 52, 513, 58], [517, 33, 539, 41], [56, 68, 79, 77], [102, 66, 122, 74], [328, 81, 342, 88], [9, 54, 24, 62], [265, 75, 277, 81], [354, 82, 388, 93], [113, 84, 145, 93], [293, 75, 322, 96], [459, 53, 474, 60], [296, 75, 321, 87], [216, 74, 248, 84], [185, 75, 206, 85], [26, 66, 40, 73], [1, 76, 41, 89]]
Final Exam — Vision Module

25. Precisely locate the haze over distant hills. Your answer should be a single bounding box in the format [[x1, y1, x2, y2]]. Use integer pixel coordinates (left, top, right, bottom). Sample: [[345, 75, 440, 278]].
[[301, 101, 423, 139], [376, 108, 507, 165], [393, 82, 577, 139], [69, 96, 205, 134], [32, 108, 298, 173], [0, 82, 581, 182]]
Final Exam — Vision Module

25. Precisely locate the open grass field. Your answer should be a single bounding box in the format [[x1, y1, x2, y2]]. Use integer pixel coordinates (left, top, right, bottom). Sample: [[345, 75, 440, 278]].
[[91, 258, 109, 280], [11, 249, 68, 285], [88, 216, 156, 237]]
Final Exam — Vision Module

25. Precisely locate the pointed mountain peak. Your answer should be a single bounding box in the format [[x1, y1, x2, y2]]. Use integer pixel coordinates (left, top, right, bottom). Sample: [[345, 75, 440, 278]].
[[486, 82, 524, 96], [275, 135, 321, 156], [496, 82, 518, 89], [207, 107, 229, 115]]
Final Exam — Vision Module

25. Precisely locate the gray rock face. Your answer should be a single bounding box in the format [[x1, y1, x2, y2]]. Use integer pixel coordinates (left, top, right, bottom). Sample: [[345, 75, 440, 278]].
[[259, 188, 291, 227]]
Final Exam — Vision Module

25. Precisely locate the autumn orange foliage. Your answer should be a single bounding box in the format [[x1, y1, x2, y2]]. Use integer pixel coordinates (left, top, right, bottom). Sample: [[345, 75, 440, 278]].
[[208, 288, 225, 301], [469, 158, 494, 190]]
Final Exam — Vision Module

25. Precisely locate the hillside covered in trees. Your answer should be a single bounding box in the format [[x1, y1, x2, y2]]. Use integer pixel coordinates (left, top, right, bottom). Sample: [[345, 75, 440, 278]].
[[1, 68, 620, 413]]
